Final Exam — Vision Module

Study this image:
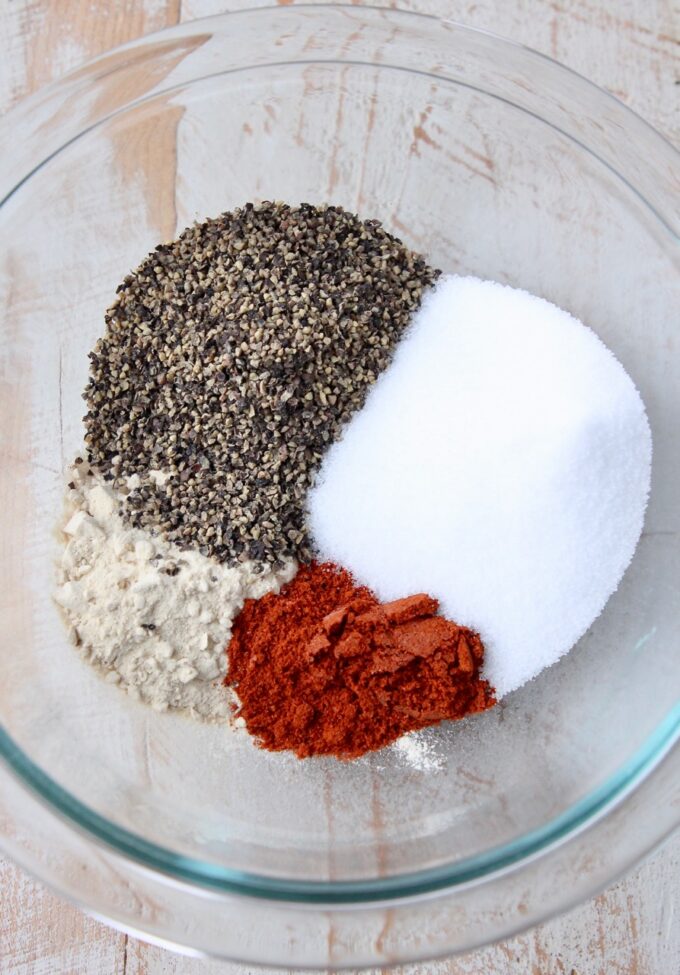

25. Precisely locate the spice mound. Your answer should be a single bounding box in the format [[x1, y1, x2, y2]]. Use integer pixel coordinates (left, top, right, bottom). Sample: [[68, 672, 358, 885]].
[[84, 202, 437, 566], [55, 459, 296, 719], [227, 562, 495, 759], [309, 274, 652, 697]]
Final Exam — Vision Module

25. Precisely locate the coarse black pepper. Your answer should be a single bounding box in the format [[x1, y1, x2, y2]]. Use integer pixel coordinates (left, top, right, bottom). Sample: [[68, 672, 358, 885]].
[[84, 202, 438, 565]]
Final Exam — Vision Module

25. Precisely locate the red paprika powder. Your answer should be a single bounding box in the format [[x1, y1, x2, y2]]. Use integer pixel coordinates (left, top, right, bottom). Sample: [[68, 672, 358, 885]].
[[227, 562, 495, 759]]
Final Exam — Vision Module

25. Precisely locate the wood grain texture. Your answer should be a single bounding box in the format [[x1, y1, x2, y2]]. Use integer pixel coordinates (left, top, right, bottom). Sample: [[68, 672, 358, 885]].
[[0, 1, 678, 973]]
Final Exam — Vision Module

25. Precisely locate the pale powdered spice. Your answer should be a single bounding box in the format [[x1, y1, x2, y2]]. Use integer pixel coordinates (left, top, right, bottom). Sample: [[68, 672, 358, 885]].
[[392, 732, 445, 772], [54, 461, 296, 719]]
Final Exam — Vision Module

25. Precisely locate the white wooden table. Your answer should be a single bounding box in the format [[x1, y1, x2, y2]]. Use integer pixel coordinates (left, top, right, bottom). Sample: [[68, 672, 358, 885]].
[[1, 2, 678, 972]]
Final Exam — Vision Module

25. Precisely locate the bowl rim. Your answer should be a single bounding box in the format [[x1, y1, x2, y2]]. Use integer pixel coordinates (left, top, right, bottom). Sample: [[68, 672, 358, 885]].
[[2, 710, 680, 904], [0, 2, 679, 911]]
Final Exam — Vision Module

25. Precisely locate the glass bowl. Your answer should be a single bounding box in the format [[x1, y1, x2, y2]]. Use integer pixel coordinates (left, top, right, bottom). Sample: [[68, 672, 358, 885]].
[[0, 6, 679, 968]]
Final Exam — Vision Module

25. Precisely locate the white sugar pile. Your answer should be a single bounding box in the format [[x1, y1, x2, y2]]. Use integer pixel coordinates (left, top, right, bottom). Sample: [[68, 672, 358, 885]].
[[308, 276, 652, 697]]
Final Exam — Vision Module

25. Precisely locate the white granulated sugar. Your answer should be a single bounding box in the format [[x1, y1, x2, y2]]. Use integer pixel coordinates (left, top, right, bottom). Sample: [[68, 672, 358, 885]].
[[55, 461, 296, 719], [309, 276, 652, 697]]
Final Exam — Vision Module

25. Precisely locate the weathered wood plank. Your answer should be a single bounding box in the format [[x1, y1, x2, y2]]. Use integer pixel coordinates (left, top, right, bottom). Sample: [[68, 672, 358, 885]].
[[0, 3, 180, 974], [0, 1, 677, 973]]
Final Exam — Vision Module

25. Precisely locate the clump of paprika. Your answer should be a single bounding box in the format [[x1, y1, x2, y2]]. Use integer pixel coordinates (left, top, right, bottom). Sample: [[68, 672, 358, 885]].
[[227, 562, 495, 759]]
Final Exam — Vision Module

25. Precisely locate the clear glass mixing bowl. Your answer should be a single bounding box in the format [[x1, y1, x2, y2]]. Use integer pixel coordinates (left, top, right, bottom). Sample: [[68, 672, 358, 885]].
[[0, 7, 678, 968]]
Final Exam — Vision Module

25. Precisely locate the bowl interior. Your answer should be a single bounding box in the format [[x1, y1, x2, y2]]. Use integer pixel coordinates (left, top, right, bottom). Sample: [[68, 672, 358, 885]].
[[1, 9, 679, 892]]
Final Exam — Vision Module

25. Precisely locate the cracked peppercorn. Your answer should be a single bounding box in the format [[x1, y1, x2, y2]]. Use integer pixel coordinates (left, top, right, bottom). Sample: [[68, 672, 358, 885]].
[[83, 202, 438, 566]]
